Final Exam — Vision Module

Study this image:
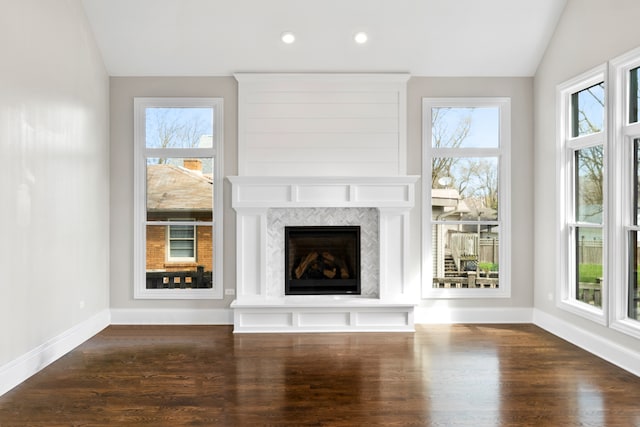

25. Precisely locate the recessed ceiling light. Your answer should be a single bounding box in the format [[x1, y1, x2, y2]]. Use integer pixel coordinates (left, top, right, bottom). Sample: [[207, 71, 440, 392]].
[[281, 32, 295, 44], [354, 32, 368, 44]]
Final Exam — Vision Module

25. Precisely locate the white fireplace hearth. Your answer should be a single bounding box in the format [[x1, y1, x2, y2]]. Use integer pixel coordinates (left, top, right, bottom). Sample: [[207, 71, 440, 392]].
[[228, 176, 419, 333]]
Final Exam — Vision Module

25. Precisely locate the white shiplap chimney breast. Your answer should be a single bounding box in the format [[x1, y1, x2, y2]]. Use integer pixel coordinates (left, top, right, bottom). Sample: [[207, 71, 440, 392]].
[[235, 73, 409, 177]]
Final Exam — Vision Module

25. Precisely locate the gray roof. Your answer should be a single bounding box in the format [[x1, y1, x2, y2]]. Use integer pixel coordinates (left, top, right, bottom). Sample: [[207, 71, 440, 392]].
[[146, 164, 212, 213]]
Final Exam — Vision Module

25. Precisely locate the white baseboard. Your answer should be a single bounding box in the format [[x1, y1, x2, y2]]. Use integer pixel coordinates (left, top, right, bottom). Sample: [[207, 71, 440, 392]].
[[110, 308, 233, 325], [533, 308, 640, 377], [0, 309, 110, 397], [415, 306, 533, 324]]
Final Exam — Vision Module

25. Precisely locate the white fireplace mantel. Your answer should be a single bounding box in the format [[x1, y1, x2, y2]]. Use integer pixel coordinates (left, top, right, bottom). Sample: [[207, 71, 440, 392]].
[[230, 175, 418, 209], [228, 175, 419, 333]]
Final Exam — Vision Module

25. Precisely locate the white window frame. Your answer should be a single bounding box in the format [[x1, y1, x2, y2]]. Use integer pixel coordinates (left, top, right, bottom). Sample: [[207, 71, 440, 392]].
[[556, 65, 608, 325], [610, 47, 640, 338], [134, 97, 224, 299], [422, 97, 512, 298]]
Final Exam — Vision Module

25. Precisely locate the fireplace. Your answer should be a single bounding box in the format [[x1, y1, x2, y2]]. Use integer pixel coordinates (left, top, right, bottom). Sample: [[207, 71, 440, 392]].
[[228, 74, 415, 332], [285, 226, 360, 295], [228, 175, 418, 332]]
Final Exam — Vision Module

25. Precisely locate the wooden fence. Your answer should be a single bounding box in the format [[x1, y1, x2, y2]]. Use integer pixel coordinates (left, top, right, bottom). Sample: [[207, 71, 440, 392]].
[[450, 233, 499, 269], [578, 239, 603, 265]]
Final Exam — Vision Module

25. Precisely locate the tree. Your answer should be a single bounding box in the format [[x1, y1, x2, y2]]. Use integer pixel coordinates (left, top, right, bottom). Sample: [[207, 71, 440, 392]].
[[430, 108, 500, 217], [575, 83, 605, 218], [577, 145, 604, 219], [146, 108, 211, 164], [459, 159, 499, 210], [431, 107, 472, 189], [575, 83, 605, 135]]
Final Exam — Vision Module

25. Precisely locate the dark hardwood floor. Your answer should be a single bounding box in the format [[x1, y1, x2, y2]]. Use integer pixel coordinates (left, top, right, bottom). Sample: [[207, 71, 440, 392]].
[[0, 324, 639, 426]]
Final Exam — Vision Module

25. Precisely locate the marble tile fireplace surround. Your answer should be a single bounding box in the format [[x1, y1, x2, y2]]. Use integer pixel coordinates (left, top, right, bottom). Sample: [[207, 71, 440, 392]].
[[228, 176, 419, 332], [230, 72, 416, 332]]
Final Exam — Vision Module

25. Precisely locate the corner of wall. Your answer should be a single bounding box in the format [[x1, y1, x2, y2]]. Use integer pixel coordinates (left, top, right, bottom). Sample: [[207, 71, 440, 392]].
[[0, 310, 111, 397]]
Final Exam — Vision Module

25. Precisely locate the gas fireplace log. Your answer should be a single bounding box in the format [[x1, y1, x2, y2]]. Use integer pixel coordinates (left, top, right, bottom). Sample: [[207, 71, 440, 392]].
[[334, 258, 350, 279], [294, 250, 351, 280], [322, 252, 335, 262], [323, 268, 337, 279], [295, 251, 319, 279], [322, 252, 339, 269]]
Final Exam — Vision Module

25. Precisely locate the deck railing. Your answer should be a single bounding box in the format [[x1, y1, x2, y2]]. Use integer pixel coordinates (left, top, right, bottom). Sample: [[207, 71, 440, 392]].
[[146, 266, 212, 289], [433, 272, 499, 288]]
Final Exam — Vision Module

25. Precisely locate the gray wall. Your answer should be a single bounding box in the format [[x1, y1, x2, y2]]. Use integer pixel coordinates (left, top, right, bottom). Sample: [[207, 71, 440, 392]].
[[110, 76, 534, 315], [109, 77, 237, 311], [534, 0, 640, 349], [0, 0, 110, 366], [409, 77, 535, 314]]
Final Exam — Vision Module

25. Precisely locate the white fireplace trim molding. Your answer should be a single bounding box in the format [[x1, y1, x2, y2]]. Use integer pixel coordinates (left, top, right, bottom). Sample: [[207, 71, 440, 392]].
[[228, 175, 419, 333]]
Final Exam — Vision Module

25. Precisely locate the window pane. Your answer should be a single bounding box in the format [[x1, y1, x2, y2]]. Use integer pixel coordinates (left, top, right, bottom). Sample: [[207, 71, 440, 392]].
[[169, 225, 194, 239], [145, 107, 213, 148], [575, 146, 603, 224], [630, 67, 639, 124], [146, 157, 213, 221], [169, 240, 194, 258], [431, 107, 499, 148], [146, 224, 213, 289], [432, 157, 498, 221], [571, 82, 604, 137], [431, 224, 499, 289], [629, 231, 640, 321], [635, 139, 640, 226], [576, 227, 603, 308]]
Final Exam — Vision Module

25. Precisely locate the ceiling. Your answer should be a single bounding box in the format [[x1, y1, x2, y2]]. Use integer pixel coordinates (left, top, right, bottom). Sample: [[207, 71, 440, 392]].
[[81, 0, 567, 77]]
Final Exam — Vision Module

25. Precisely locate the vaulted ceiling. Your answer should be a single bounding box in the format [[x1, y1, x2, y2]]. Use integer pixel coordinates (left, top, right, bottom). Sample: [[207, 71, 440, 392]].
[[81, 0, 567, 77]]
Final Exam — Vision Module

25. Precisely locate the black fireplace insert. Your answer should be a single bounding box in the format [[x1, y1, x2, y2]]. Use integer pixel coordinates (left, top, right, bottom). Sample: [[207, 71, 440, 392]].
[[284, 226, 361, 295]]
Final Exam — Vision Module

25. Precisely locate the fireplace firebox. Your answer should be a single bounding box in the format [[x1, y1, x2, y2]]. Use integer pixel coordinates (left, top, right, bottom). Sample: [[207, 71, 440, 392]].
[[285, 226, 361, 295]]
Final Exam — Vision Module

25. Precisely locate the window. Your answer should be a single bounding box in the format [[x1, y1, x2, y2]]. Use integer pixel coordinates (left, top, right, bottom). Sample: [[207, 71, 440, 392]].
[[558, 48, 640, 339], [610, 48, 640, 338], [422, 98, 511, 298], [629, 66, 639, 124], [134, 98, 223, 299], [557, 66, 607, 323], [625, 69, 640, 325], [168, 223, 195, 261], [628, 139, 640, 322]]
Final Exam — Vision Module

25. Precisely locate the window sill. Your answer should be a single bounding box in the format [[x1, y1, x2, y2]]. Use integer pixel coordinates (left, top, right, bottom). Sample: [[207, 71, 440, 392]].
[[557, 298, 607, 326], [134, 287, 222, 300], [610, 318, 640, 340], [163, 262, 198, 269], [422, 286, 511, 299]]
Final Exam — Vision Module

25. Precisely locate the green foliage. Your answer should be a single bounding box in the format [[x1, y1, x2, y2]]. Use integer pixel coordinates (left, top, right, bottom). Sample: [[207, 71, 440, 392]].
[[579, 264, 640, 283], [578, 264, 602, 283], [478, 262, 498, 272]]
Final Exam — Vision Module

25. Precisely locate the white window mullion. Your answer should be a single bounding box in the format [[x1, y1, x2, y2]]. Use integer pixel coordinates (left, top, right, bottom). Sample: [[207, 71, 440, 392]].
[[144, 147, 215, 158], [147, 220, 215, 227], [431, 147, 502, 158]]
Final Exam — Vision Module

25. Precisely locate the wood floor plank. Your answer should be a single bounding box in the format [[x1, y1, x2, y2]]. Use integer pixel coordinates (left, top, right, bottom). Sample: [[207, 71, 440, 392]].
[[0, 324, 639, 426]]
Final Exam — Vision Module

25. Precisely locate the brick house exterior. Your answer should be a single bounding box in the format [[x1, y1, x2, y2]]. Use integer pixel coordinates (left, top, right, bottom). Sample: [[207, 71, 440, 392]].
[[146, 225, 213, 272], [145, 160, 213, 275]]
